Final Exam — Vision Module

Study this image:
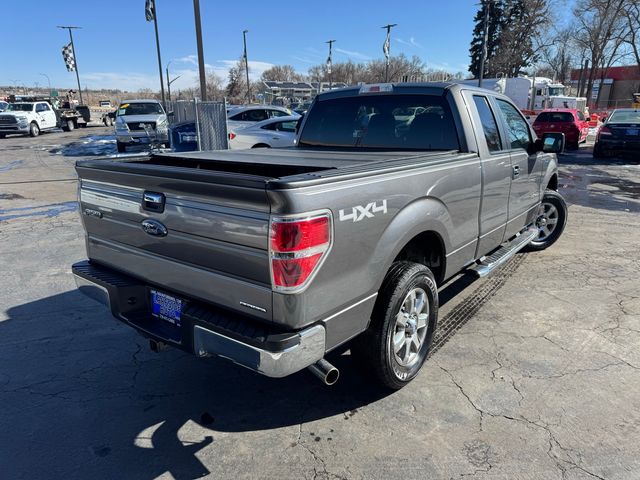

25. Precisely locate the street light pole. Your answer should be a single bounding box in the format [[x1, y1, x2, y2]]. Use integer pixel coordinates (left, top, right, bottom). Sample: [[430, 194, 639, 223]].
[[166, 62, 181, 102], [478, 0, 491, 88], [243, 30, 251, 103], [150, 1, 166, 106], [193, 0, 207, 100], [326, 40, 335, 91], [57, 26, 84, 104], [382, 24, 397, 82], [40, 73, 51, 94]]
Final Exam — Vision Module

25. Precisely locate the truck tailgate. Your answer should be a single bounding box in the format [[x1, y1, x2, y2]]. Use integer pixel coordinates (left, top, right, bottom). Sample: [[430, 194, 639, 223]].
[[76, 158, 274, 321]]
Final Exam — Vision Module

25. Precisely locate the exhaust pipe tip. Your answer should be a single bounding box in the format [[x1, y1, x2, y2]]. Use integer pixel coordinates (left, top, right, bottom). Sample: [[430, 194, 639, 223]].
[[308, 359, 340, 386]]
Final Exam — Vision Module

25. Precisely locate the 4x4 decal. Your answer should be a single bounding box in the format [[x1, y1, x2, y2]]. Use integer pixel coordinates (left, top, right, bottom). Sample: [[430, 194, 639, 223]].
[[339, 200, 388, 222]]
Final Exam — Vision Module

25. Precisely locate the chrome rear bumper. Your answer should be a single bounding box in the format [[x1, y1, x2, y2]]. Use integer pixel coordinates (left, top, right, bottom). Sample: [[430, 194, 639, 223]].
[[73, 263, 325, 378]]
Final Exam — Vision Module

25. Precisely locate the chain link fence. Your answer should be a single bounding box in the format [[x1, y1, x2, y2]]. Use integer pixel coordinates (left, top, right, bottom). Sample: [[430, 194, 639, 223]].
[[166, 99, 228, 151]]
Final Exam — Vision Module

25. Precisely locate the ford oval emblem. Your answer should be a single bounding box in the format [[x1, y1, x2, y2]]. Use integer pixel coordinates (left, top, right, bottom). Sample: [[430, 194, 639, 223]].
[[141, 219, 168, 237]]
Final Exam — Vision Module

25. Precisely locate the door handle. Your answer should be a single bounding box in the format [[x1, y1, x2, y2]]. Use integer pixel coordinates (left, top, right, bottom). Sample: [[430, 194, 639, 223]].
[[512, 165, 520, 179]]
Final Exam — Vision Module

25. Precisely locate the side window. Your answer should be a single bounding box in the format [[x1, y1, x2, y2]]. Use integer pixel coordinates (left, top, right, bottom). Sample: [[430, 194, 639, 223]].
[[473, 96, 502, 152], [41, 103, 50, 111], [36, 104, 44, 112], [496, 99, 531, 151], [261, 122, 277, 131], [275, 120, 297, 132], [229, 112, 245, 121], [248, 109, 268, 121], [270, 109, 289, 118]]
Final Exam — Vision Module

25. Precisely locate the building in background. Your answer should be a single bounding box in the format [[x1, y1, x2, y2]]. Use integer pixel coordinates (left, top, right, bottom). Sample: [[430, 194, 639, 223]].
[[257, 81, 349, 105], [570, 66, 640, 110]]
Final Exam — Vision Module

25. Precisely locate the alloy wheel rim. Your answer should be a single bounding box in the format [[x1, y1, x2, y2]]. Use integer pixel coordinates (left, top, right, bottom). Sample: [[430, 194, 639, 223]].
[[392, 287, 429, 367], [535, 202, 559, 241]]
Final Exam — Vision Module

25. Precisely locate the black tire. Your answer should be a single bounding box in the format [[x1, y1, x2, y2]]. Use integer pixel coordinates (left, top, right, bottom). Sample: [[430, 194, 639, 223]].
[[593, 143, 605, 158], [29, 122, 40, 137], [567, 141, 579, 150], [351, 261, 438, 390], [66, 119, 75, 132], [526, 189, 567, 252], [251, 143, 271, 148], [116, 141, 127, 153], [0, 133, 5, 139]]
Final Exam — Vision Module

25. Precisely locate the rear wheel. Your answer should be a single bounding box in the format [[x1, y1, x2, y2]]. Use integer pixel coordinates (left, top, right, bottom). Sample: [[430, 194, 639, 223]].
[[29, 122, 40, 137], [251, 143, 271, 148], [526, 189, 567, 251], [351, 261, 438, 390]]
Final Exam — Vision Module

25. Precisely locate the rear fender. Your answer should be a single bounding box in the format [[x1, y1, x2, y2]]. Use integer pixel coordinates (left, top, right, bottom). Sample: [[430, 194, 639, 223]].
[[369, 196, 452, 292]]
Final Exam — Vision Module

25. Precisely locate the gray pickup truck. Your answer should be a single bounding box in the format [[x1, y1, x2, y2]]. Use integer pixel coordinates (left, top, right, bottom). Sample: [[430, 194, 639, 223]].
[[72, 83, 567, 389]]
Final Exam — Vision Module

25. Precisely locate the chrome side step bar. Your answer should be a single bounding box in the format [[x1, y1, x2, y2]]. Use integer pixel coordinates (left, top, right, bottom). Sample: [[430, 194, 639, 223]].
[[469, 227, 538, 278]]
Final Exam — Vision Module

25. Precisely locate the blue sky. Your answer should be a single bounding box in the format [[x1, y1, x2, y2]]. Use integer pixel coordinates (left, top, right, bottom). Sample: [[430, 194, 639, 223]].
[[1, 0, 480, 92]]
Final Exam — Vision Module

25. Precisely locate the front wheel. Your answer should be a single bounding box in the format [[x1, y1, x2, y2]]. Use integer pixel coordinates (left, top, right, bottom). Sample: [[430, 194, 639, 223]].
[[351, 261, 438, 390], [526, 189, 567, 251], [65, 119, 75, 131], [29, 122, 40, 137]]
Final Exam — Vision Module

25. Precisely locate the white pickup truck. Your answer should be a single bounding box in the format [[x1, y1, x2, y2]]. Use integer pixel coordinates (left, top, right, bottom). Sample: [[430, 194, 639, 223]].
[[0, 101, 58, 137]]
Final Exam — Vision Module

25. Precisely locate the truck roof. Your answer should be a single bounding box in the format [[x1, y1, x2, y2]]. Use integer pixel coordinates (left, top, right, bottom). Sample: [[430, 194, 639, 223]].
[[120, 99, 161, 104], [315, 81, 507, 100]]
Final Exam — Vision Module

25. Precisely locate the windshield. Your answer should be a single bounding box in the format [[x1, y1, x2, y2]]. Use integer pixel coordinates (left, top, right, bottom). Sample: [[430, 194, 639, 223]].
[[608, 110, 640, 124], [548, 87, 564, 96], [118, 102, 164, 116], [298, 94, 459, 151], [7, 103, 34, 112], [535, 112, 574, 123]]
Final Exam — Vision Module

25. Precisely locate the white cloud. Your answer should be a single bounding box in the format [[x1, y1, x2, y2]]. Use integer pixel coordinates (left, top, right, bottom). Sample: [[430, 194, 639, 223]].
[[81, 58, 275, 92], [396, 37, 423, 49], [334, 48, 371, 61]]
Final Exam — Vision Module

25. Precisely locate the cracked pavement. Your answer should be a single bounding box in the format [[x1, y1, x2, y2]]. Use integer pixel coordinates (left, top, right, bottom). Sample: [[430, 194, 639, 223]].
[[1, 128, 639, 479]]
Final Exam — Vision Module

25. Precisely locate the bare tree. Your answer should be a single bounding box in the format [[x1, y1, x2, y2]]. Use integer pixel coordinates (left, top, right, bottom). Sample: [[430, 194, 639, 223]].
[[573, 0, 628, 102], [260, 65, 305, 82], [621, 1, 640, 73]]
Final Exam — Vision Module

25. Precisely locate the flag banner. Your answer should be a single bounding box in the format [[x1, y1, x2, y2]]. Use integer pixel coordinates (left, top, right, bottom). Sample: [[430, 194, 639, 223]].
[[62, 43, 76, 72], [383, 31, 391, 59], [145, 0, 155, 21]]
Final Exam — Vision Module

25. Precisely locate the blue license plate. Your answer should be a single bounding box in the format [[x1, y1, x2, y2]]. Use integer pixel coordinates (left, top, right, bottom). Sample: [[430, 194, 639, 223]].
[[627, 129, 639, 136], [150, 290, 183, 326]]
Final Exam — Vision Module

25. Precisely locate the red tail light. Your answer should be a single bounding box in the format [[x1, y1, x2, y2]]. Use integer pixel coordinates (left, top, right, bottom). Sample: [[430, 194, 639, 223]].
[[228, 132, 236, 140], [598, 126, 612, 139], [269, 212, 332, 292]]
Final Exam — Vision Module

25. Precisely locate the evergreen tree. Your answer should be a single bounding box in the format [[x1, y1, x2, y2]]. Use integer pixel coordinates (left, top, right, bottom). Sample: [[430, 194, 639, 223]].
[[468, 0, 505, 78]]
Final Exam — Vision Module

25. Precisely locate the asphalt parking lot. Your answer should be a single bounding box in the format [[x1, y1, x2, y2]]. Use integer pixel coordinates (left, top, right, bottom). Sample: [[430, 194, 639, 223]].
[[1, 127, 639, 480]]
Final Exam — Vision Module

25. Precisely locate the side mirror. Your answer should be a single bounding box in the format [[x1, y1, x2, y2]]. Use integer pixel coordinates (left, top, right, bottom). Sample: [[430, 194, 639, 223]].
[[540, 132, 565, 154], [167, 111, 175, 117]]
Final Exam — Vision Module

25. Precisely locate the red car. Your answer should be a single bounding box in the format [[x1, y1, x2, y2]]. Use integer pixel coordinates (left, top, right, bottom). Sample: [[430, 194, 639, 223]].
[[532, 108, 590, 149]]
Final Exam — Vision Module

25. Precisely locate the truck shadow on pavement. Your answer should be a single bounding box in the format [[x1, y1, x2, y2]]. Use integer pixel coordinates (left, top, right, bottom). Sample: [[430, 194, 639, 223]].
[[2, 269, 492, 479], [1, 290, 390, 479]]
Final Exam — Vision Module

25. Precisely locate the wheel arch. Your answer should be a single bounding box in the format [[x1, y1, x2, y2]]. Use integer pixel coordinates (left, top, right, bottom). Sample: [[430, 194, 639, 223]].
[[371, 197, 451, 289]]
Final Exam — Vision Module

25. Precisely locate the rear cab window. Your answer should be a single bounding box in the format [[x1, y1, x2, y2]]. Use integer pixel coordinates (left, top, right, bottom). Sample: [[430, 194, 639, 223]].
[[535, 112, 575, 123], [472, 96, 502, 152], [298, 94, 459, 151]]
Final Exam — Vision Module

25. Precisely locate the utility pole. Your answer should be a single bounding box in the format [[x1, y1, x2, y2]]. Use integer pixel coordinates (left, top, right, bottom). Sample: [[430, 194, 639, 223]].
[[382, 24, 397, 82], [326, 39, 335, 90], [193, 0, 207, 100], [243, 30, 251, 103], [478, 0, 491, 88], [57, 26, 84, 104]]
